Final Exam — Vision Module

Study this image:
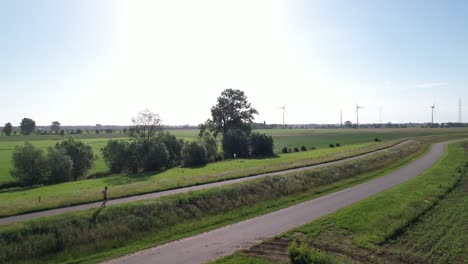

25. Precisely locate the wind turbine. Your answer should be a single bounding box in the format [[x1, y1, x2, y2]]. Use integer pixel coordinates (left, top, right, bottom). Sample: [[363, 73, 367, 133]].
[[340, 109, 343, 128], [356, 104, 364, 128], [278, 105, 286, 128], [430, 104, 435, 126]]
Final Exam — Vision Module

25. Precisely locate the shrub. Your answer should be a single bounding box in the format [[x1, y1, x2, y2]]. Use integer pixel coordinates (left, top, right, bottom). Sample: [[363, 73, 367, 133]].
[[310, 147, 316, 150], [199, 132, 218, 162], [288, 241, 335, 264], [46, 147, 73, 183], [294, 147, 300, 152], [181, 141, 208, 166], [374, 138, 381, 142], [282, 147, 289, 154], [159, 132, 184, 167], [55, 138, 95, 181], [143, 141, 169, 171], [250, 132, 274, 157], [101, 140, 130, 173], [329, 144, 335, 148], [125, 140, 169, 172], [335, 143, 340, 147], [301, 146, 307, 151], [127, 141, 144, 173], [222, 129, 249, 158], [10, 142, 47, 186], [289, 148, 292, 153]]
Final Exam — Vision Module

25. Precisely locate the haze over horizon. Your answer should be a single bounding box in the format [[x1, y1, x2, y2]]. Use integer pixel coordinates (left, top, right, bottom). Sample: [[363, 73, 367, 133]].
[[2, 0, 467, 126]]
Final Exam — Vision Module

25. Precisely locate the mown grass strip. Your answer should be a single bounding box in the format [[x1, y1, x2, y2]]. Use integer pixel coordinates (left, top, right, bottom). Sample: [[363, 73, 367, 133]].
[[0, 140, 428, 264]]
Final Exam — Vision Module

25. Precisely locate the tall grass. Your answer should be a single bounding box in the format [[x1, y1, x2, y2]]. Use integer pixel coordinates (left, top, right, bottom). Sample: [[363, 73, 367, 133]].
[[0, 140, 425, 263]]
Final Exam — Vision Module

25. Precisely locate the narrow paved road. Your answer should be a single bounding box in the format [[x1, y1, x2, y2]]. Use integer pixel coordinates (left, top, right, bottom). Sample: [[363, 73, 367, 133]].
[[104, 140, 462, 264], [0, 141, 407, 225]]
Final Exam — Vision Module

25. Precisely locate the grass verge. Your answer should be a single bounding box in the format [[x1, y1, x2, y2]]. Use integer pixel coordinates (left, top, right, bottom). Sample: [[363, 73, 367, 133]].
[[380, 146, 468, 263], [0, 140, 427, 263]]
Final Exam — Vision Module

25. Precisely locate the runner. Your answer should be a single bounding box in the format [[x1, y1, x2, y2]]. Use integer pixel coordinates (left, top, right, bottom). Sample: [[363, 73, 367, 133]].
[[101, 186, 108, 208]]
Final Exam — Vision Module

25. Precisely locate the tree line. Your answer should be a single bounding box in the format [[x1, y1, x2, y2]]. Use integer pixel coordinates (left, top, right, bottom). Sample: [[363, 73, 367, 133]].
[[1, 119, 124, 136], [10, 89, 275, 186]]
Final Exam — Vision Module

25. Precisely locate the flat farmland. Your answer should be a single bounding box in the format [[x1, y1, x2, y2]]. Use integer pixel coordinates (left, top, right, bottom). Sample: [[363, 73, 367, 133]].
[[174, 128, 468, 152], [1, 128, 468, 183]]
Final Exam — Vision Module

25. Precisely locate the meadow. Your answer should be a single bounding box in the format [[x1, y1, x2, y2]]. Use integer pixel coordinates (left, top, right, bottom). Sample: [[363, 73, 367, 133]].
[[0, 138, 123, 183], [0, 141, 396, 217], [2, 127, 467, 183]]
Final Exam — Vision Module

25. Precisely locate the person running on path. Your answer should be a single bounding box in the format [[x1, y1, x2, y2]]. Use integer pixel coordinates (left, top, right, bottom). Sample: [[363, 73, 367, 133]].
[[101, 186, 108, 208]]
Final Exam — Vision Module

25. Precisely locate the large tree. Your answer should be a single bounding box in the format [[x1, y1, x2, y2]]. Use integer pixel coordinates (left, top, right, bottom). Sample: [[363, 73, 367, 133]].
[[50, 121, 61, 132], [55, 138, 95, 181], [10, 142, 47, 186], [129, 109, 163, 142], [3, 122, 12, 136], [20, 118, 36, 135], [201, 89, 258, 137]]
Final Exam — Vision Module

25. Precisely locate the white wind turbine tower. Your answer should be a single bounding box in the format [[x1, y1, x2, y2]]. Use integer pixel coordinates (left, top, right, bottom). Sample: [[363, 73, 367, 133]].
[[356, 104, 364, 128], [278, 105, 286, 128], [430, 104, 435, 126]]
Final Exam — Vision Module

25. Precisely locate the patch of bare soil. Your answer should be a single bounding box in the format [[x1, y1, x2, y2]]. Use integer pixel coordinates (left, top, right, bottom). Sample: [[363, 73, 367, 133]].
[[243, 238, 291, 263]]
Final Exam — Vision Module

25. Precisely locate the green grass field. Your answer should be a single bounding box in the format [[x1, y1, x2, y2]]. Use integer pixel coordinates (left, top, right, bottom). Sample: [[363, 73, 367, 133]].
[[382, 158, 468, 263], [2, 128, 467, 183], [211, 141, 468, 264], [0, 136, 427, 264], [0, 138, 125, 183], [0, 141, 396, 217], [289, 142, 465, 248]]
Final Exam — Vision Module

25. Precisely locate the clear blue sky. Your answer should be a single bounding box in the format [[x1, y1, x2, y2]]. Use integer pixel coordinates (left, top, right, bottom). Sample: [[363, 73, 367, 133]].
[[1, 0, 467, 126]]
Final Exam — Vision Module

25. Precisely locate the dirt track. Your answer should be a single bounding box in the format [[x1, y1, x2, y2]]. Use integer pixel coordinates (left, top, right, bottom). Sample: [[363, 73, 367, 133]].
[[0, 141, 407, 225], [103, 140, 461, 264]]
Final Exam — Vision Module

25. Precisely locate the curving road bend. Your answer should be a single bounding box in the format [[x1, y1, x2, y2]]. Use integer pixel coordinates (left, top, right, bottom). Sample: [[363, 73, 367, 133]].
[[0, 141, 408, 225], [103, 140, 464, 264]]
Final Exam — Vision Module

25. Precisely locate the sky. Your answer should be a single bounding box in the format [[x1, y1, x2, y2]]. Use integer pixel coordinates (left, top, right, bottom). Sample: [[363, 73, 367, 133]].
[[1, 0, 467, 126]]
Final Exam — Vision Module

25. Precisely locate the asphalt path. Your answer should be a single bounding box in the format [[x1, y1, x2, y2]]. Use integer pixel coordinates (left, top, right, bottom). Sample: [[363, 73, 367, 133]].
[[0, 141, 409, 226], [104, 140, 462, 264]]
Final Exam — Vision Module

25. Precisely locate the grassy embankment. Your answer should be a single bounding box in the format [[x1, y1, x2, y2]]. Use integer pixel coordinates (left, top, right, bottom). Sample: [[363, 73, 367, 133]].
[[0, 141, 401, 217], [0, 138, 427, 263], [214, 141, 468, 264]]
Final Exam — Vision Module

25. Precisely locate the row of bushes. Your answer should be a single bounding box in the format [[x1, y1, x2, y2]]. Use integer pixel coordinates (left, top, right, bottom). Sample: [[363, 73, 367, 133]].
[[0, 140, 424, 263], [282, 145, 318, 153], [9, 131, 274, 186], [102, 131, 274, 173], [101, 132, 217, 173], [221, 130, 274, 158], [10, 138, 94, 186]]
